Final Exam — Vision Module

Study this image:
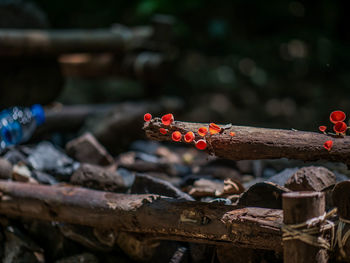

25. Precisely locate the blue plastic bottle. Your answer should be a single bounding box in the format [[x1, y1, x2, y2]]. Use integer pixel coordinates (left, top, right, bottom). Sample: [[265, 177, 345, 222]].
[[0, 104, 45, 151]]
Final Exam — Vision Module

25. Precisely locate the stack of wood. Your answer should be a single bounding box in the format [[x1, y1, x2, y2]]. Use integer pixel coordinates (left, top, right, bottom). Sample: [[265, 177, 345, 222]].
[[0, 119, 350, 262]]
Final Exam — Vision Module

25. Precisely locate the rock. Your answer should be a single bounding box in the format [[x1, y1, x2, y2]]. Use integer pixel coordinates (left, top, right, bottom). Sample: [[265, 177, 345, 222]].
[[27, 141, 78, 181], [66, 132, 114, 167], [55, 253, 98, 263], [71, 164, 134, 192], [267, 167, 299, 186], [0, 158, 12, 179], [130, 140, 161, 155], [334, 171, 349, 182], [117, 151, 176, 175], [285, 166, 336, 191], [208, 198, 232, 205], [12, 163, 37, 183], [197, 165, 241, 180], [2, 149, 27, 165], [131, 173, 194, 200], [186, 178, 224, 198], [235, 160, 253, 174], [238, 182, 290, 209], [3, 226, 44, 263], [32, 171, 58, 185], [219, 178, 245, 196], [168, 246, 188, 263]]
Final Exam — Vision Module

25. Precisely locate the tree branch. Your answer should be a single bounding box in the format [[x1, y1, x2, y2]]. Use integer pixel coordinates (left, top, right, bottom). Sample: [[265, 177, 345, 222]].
[[0, 28, 152, 56], [0, 180, 282, 251], [143, 118, 350, 165]]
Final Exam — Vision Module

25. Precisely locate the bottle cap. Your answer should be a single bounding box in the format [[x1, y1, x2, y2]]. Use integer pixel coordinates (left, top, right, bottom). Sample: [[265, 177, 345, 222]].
[[31, 104, 45, 125]]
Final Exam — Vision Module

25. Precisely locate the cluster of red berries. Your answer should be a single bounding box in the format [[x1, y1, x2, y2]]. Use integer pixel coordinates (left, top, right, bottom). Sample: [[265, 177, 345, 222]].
[[319, 110, 348, 151], [143, 113, 234, 150]]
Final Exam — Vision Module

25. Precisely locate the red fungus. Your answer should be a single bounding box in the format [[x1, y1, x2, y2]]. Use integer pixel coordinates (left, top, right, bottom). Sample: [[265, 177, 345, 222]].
[[323, 140, 333, 151], [230, 132, 236, 136], [172, 131, 182, 142], [334, 121, 347, 134], [330, 111, 346, 124], [209, 123, 221, 135], [161, 113, 174, 126], [159, 128, 167, 135], [195, 139, 207, 150], [319, 126, 327, 133], [144, 113, 152, 122], [198, 127, 208, 136], [184, 131, 195, 143]]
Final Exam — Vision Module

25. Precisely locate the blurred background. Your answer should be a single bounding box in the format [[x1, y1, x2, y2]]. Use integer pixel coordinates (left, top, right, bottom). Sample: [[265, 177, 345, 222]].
[[1, 0, 350, 133]]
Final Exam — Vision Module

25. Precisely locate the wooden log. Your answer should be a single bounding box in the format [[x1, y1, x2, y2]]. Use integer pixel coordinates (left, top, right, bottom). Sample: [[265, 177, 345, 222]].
[[60, 52, 170, 84], [282, 192, 327, 263], [284, 166, 336, 192], [332, 180, 350, 261], [0, 27, 153, 57], [33, 104, 116, 137], [0, 180, 282, 251], [144, 118, 350, 165]]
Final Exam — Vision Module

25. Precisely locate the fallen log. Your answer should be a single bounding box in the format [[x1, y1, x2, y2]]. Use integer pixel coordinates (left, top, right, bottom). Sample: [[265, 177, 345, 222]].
[[0, 180, 282, 251], [60, 52, 171, 84], [144, 118, 350, 165], [0, 27, 152, 57]]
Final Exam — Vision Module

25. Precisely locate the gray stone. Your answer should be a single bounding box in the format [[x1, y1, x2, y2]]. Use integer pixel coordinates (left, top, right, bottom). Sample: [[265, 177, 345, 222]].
[[66, 132, 114, 167]]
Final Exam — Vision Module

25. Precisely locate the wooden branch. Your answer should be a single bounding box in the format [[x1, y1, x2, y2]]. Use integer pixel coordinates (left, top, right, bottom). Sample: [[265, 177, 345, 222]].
[[144, 118, 350, 165], [60, 52, 170, 83], [0, 180, 282, 251], [0, 27, 153, 57]]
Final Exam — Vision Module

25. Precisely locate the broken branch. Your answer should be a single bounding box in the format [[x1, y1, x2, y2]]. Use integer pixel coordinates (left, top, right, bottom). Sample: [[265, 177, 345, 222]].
[[0, 180, 282, 251], [143, 118, 350, 165]]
